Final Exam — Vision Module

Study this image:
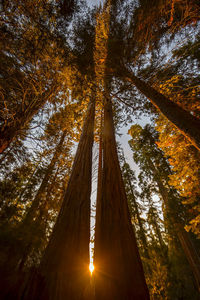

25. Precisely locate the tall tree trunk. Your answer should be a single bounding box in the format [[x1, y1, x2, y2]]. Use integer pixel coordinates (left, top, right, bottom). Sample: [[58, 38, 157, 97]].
[[122, 156, 149, 259], [0, 135, 65, 275], [23, 99, 96, 300], [95, 111, 103, 238], [157, 180, 200, 293], [10, 132, 68, 272], [128, 183, 149, 258], [122, 159, 152, 275], [176, 225, 200, 293], [0, 132, 70, 299], [149, 207, 165, 249], [94, 97, 149, 300], [22, 131, 67, 227], [122, 68, 200, 151], [149, 159, 200, 293]]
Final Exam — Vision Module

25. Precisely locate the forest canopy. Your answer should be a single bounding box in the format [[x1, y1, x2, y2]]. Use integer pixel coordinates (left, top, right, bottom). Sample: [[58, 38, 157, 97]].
[[0, 0, 200, 299]]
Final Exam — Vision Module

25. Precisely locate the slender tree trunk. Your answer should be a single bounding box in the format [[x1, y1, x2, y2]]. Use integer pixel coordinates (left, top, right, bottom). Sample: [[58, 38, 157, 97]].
[[157, 179, 200, 293], [22, 99, 96, 300], [146, 195, 166, 251], [149, 159, 200, 293], [94, 97, 149, 300], [12, 133, 67, 272], [150, 209, 165, 249], [128, 181, 149, 258], [122, 155, 149, 259], [0, 131, 68, 297], [122, 68, 200, 151], [176, 225, 200, 293], [95, 111, 103, 234], [22, 131, 67, 226], [122, 162, 152, 275]]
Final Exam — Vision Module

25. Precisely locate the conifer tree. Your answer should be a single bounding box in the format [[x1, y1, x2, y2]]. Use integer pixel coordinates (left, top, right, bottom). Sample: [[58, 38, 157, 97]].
[[93, 2, 149, 298], [117, 67, 200, 151], [1, 0, 200, 298], [23, 98, 96, 300], [0, 0, 78, 153], [120, 153, 149, 260], [94, 96, 149, 300], [129, 124, 200, 293]]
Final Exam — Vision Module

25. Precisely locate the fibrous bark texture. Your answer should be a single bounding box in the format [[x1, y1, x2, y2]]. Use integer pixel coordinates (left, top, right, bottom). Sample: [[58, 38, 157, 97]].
[[23, 100, 95, 300], [94, 97, 149, 300], [123, 68, 200, 152]]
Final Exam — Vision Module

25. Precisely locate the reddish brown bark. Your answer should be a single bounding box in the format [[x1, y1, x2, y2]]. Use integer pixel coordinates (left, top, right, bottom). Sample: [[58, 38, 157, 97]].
[[95, 111, 103, 236], [122, 68, 200, 152], [22, 100, 95, 300], [94, 98, 149, 300]]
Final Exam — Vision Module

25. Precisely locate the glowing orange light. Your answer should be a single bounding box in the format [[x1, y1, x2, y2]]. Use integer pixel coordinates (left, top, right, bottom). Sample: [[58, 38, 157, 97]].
[[89, 262, 95, 275]]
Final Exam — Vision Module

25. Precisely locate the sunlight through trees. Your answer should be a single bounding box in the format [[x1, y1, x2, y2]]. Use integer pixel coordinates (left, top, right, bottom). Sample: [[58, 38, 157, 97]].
[[0, 0, 200, 299]]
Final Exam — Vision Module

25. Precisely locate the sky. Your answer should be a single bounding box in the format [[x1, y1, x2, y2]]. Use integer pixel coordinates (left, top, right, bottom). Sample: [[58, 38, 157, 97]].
[[86, 0, 104, 7]]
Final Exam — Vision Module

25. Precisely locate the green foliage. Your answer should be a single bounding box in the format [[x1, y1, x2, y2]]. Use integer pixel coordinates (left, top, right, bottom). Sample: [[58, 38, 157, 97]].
[[128, 124, 199, 298], [0, 0, 200, 298]]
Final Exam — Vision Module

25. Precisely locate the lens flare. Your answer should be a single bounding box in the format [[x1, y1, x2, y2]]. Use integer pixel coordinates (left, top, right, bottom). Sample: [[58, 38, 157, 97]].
[[89, 262, 95, 275]]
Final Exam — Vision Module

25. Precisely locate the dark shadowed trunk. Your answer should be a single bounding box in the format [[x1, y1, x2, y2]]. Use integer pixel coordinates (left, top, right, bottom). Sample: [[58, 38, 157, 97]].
[[7, 132, 69, 272], [0, 136, 67, 278], [121, 154, 149, 259], [157, 178, 200, 292], [149, 158, 200, 293], [150, 206, 165, 249], [22, 131, 67, 227], [176, 225, 200, 293], [122, 68, 200, 151], [126, 174, 149, 259], [22, 99, 95, 300], [94, 97, 149, 300]]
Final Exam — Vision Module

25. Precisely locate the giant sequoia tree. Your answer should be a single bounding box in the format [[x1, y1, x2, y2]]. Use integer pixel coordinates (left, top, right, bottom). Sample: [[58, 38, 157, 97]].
[[129, 124, 200, 293], [94, 96, 149, 299], [0, 0, 200, 299], [93, 2, 148, 298], [32, 99, 95, 300]]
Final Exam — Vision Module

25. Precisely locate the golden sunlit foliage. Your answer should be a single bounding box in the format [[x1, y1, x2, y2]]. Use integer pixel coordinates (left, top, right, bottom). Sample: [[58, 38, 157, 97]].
[[132, 0, 200, 54], [0, 0, 200, 299], [156, 116, 200, 236], [155, 75, 200, 236]]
